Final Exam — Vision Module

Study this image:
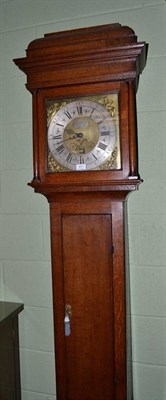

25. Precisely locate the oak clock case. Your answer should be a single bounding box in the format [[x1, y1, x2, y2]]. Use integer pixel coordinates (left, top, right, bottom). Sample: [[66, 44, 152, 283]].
[[14, 23, 147, 400]]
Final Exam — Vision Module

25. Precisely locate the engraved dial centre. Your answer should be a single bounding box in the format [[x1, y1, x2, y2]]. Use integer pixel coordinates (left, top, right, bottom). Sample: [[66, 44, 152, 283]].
[[64, 117, 100, 155]]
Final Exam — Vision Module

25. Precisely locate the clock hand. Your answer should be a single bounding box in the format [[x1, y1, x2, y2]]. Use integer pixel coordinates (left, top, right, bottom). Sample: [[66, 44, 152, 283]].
[[58, 131, 83, 144], [59, 136, 76, 143]]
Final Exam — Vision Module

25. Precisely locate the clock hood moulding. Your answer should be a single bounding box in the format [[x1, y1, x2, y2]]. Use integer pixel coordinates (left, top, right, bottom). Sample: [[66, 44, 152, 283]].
[[14, 23, 148, 91]]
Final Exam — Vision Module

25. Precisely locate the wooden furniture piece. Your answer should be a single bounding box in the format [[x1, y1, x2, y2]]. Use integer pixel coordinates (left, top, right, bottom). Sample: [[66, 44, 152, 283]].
[[14, 24, 148, 400], [0, 302, 23, 400]]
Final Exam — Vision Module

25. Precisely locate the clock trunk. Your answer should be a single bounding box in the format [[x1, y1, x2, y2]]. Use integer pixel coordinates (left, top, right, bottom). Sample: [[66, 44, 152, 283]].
[[50, 199, 129, 400]]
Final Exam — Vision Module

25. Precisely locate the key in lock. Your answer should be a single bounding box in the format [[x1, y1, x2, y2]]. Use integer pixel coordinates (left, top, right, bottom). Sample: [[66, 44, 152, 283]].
[[64, 304, 72, 336]]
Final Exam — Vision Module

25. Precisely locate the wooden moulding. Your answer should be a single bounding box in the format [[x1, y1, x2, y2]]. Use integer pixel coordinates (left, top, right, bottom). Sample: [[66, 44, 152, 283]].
[[14, 23, 148, 91]]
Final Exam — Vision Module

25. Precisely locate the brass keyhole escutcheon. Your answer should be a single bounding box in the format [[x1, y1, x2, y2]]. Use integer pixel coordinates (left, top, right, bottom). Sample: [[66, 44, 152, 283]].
[[65, 304, 72, 319]]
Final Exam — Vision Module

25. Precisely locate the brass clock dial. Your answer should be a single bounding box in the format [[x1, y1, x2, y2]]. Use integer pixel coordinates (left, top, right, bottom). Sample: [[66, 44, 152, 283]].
[[47, 95, 120, 172]]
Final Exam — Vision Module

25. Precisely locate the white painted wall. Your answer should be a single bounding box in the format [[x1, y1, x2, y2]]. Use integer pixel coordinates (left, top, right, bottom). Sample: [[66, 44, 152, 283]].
[[0, 1, 165, 399]]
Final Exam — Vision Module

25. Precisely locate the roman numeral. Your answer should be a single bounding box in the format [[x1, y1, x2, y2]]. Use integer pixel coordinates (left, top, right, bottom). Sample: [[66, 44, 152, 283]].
[[53, 134, 62, 140], [77, 106, 82, 115], [89, 108, 95, 117], [66, 153, 73, 163], [98, 142, 107, 151], [80, 156, 84, 164], [65, 111, 72, 119], [56, 144, 65, 154], [101, 131, 110, 136]]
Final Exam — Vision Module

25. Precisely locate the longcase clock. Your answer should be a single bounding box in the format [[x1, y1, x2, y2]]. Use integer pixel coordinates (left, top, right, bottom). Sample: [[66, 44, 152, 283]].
[[14, 23, 148, 400]]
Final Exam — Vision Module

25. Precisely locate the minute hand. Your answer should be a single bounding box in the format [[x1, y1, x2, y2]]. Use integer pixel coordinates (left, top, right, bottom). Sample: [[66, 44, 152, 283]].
[[58, 132, 83, 144]]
